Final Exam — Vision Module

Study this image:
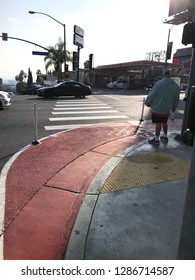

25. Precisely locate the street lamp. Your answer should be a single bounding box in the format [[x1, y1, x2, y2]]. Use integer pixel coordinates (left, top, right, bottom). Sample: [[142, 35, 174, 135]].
[[28, 10, 66, 80]]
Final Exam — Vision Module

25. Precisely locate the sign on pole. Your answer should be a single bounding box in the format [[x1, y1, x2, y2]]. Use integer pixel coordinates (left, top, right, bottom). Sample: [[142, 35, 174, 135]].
[[73, 34, 84, 48], [73, 25, 84, 48], [74, 25, 84, 37], [32, 51, 48, 56]]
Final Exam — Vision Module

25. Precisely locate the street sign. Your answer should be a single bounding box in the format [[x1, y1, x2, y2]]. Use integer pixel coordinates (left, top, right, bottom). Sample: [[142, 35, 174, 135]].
[[32, 51, 48, 56], [74, 25, 84, 37], [73, 34, 84, 48]]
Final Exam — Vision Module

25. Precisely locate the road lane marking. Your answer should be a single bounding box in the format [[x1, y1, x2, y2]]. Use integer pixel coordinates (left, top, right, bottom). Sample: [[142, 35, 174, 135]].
[[49, 115, 129, 121], [52, 110, 118, 115], [44, 124, 94, 130], [53, 106, 112, 110]]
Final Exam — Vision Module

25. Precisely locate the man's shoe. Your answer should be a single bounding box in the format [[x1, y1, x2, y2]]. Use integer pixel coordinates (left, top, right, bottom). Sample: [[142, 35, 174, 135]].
[[160, 136, 168, 142], [148, 137, 160, 145]]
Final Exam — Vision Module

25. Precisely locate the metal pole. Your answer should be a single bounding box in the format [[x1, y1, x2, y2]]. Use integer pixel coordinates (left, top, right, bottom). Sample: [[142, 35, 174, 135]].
[[63, 24, 66, 80], [139, 97, 145, 122], [177, 12, 195, 259], [77, 47, 80, 82], [181, 48, 195, 135], [32, 103, 39, 145], [28, 11, 66, 80], [177, 136, 195, 259]]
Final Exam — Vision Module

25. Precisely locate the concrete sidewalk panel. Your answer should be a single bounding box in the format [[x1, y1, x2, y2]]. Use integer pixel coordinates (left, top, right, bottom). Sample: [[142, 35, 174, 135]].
[[4, 187, 84, 260], [85, 179, 187, 260], [47, 152, 111, 193]]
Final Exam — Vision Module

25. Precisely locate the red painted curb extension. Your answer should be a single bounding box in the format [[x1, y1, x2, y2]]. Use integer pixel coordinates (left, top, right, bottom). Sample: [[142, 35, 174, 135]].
[[3, 122, 148, 259]]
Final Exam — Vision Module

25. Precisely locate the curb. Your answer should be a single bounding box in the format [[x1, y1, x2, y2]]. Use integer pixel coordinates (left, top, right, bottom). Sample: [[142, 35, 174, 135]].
[[65, 139, 147, 259]]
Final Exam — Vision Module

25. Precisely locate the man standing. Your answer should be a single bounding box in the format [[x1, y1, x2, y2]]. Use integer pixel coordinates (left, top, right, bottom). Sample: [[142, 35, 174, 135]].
[[144, 70, 180, 145]]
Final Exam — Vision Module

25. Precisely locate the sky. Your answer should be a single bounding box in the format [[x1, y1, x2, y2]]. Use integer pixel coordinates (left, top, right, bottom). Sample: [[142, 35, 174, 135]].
[[0, 0, 187, 81]]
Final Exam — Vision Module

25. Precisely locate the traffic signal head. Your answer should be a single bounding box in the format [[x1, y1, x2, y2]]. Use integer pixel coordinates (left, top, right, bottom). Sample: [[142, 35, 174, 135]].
[[89, 53, 93, 70], [2, 33, 8, 41], [73, 51, 79, 71], [182, 23, 195, 46]]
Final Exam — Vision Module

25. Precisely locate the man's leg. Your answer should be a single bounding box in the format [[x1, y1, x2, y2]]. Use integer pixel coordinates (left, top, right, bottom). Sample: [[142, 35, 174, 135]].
[[162, 122, 168, 136], [155, 123, 162, 139], [160, 122, 169, 142]]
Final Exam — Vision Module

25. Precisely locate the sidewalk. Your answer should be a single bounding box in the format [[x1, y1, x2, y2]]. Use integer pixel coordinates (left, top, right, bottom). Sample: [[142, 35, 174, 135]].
[[0, 119, 193, 260]]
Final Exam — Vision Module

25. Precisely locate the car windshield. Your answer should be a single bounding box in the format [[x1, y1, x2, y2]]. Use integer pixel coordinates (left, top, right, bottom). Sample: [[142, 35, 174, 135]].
[[54, 82, 65, 87]]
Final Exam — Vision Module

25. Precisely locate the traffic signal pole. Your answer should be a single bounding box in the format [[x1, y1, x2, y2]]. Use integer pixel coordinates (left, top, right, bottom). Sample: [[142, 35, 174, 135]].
[[177, 13, 195, 259], [76, 47, 80, 82], [0, 34, 49, 51], [180, 47, 195, 135]]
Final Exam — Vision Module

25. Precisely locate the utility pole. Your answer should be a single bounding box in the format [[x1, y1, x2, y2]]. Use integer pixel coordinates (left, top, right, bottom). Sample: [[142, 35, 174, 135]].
[[177, 8, 195, 259]]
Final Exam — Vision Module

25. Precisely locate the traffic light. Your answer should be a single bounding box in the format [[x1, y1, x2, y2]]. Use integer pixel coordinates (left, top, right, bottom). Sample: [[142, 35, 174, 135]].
[[2, 33, 8, 41], [65, 64, 69, 72], [89, 53, 93, 70], [182, 22, 195, 46], [73, 51, 79, 71], [166, 41, 173, 60]]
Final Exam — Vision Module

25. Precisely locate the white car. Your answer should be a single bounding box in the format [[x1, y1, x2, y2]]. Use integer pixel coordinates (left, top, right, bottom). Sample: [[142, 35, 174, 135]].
[[107, 80, 127, 89], [0, 91, 11, 109]]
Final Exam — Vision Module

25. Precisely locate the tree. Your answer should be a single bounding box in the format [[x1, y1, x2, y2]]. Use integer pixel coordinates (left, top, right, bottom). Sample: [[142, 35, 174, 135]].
[[84, 60, 90, 69], [15, 70, 27, 94], [35, 69, 44, 85], [146, 50, 166, 62], [0, 78, 4, 91], [44, 37, 72, 80], [15, 70, 27, 82], [27, 68, 33, 86]]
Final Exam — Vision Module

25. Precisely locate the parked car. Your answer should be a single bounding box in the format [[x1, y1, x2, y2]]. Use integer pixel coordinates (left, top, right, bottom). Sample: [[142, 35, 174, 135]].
[[0, 91, 11, 109], [129, 79, 154, 90], [21, 83, 42, 95], [37, 81, 92, 98], [107, 80, 127, 89]]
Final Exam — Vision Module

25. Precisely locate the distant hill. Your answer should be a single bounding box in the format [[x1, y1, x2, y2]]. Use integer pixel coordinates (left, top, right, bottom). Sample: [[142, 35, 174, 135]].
[[3, 79, 17, 85]]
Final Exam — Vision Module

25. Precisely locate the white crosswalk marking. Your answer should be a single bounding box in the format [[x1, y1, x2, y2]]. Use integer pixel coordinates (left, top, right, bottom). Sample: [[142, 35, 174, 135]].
[[53, 106, 112, 110], [49, 115, 129, 121], [44, 98, 129, 131], [52, 110, 118, 115]]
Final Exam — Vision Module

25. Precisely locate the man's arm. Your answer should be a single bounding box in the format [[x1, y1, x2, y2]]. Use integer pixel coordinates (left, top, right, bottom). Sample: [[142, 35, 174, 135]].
[[144, 83, 158, 106]]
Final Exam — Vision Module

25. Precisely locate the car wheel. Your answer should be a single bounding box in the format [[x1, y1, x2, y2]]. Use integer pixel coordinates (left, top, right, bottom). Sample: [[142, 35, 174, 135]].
[[113, 85, 117, 89], [0, 101, 3, 110], [44, 93, 52, 98]]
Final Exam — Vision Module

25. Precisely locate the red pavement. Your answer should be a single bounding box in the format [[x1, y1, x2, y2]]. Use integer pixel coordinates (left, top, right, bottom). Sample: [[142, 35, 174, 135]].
[[3, 122, 145, 260]]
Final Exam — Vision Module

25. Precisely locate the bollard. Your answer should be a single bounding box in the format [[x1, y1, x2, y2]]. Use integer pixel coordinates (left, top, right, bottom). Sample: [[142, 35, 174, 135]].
[[32, 103, 40, 145], [139, 97, 145, 122], [134, 97, 145, 135]]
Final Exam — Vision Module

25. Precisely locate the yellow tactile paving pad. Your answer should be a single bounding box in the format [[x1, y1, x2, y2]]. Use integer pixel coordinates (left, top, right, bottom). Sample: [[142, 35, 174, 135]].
[[101, 152, 190, 193]]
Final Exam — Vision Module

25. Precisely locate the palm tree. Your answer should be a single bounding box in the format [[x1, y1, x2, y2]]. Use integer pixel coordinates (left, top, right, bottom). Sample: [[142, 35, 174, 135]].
[[44, 37, 72, 81]]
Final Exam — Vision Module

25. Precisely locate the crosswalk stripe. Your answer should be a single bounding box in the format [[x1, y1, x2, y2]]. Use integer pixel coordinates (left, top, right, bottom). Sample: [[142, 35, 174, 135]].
[[53, 106, 112, 110], [49, 115, 129, 121], [44, 124, 93, 131], [45, 98, 129, 131], [56, 102, 104, 105], [51, 110, 118, 115], [55, 103, 104, 107]]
